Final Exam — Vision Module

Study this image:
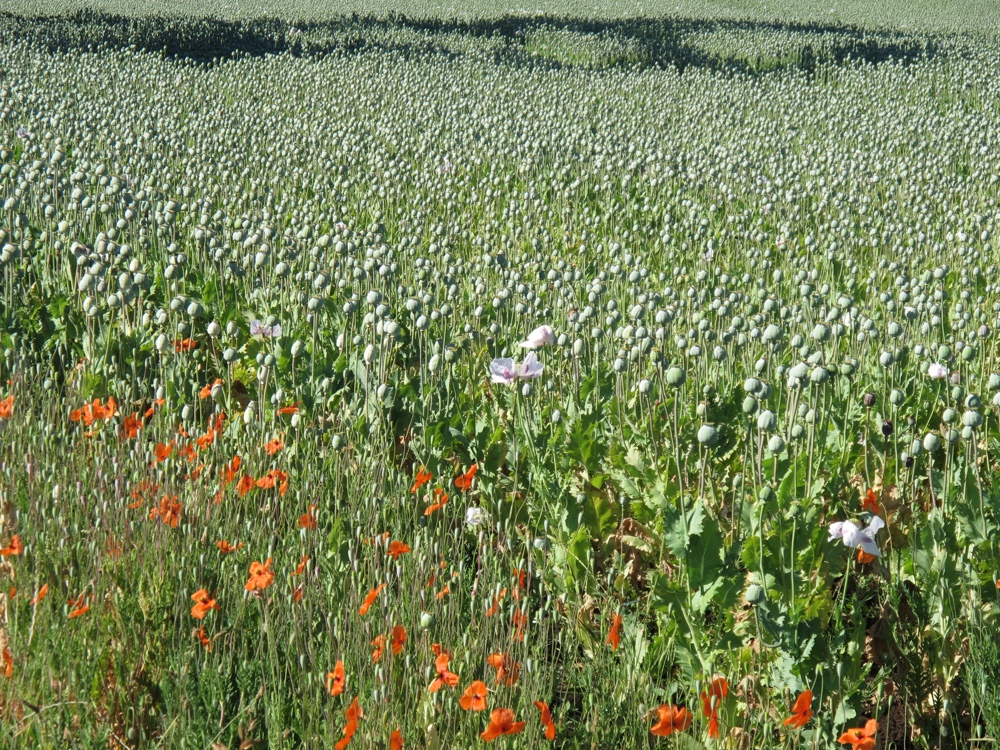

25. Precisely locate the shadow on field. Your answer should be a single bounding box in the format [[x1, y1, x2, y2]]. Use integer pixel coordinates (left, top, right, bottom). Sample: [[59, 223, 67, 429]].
[[0, 8, 941, 75]]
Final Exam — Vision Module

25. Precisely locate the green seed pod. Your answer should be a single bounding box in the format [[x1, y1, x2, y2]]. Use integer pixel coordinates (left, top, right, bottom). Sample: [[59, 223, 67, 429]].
[[767, 435, 785, 453], [943, 408, 957, 424], [666, 366, 686, 387], [757, 410, 777, 432], [923, 433, 941, 452], [697, 424, 719, 446], [745, 584, 764, 605], [889, 389, 904, 406], [742, 396, 758, 415], [963, 410, 982, 428]]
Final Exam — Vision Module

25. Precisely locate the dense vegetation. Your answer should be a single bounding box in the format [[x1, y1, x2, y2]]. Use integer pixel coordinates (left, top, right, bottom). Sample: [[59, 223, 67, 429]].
[[1, 1, 999, 748]]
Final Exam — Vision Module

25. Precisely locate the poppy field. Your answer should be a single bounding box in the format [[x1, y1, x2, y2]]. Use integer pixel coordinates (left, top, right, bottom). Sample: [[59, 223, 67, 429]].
[[1, 1, 1000, 748]]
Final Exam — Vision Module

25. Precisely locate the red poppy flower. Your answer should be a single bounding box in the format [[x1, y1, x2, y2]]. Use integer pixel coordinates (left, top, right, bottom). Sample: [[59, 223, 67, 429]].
[[391, 625, 407, 655], [410, 466, 432, 494], [387, 540, 411, 559], [149, 495, 183, 528], [190, 589, 220, 619], [122, 413, 142, 439], [424, 488, 448, 516], [460, 680, 489, 712], [838, 719, 878, 750], [454, 463, 478, 491], [534, 701, 557, 740], [783, 690, 813, 729], [389, 729, 403, 750], [650, 704, 692, 736], [861, 488, 881, 515], [293, 555, 309, 576], [486, 588, 507, 617], [606, 613, 622, 650], [0, 395, 13, 419], [265, 438, 284, 455], [0, 535, 23, 557], [298, 504, 318, 529], [236, 474, 255, 496], [153, 442, 174, 464], [30, 584, 49, 605], [196, 626, 211, 651], [216, 540, 243, 554], [371, 634, 386, 663], [358, 583, 386, 615], [244, 558, 275, 591], [701, 676, 729, 739], [276, 403, 299, 415], [428, 650, 460, 692], [480, 708, 525, 742], [487, 652, 520, 687], [326, 660, 346, 696]]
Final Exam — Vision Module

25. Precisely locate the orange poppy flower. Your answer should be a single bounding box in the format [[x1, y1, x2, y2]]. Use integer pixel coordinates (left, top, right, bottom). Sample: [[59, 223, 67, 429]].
[[371, 634, 386, 663], [245, 558, 275, 591], [265, 438, 285, 455], [435, 585, 450, 601], [454, 463, 478, 491], [783, 690, 813, 729], [534, 701, 557, 740], [236, 474, 255, 496], [122, 413, 142, 439], [256, 469, 279, 490], [838, 719, 878, 750], [149, 495, 183, 528], [153, 442, 174, 464], [487, 652, 520, 687], [480, 708, 525, 742], [606, 613, 622, 650], [0, 535, 23, 557], [486, 588, 507, 617], [196, 430, 215, 450], [335, 697, 362, 750], [196, 626, 211, 651], [857, 549, 876, 564], [178, 444, 198, 462], [190, 589, 220, 619], [424, 488, 448, 516], [293, 555, 309, 576], [428, 650, 460, 692], [861, 488, 881, 516], [701, 676, 729, 739], [359, 583, 386, 615], [1, 646, 12, 678], [651, 704, 692, 736], [222, 455, 242, 485], [173, 338, 197, 352], [326, 660, 346, 696], [298, 504, 318, 530], [199, 379, 223, 400], [276, 403, 299, 415], [460, 680, 489, 712], [0, 395, 13, 419], [68, 594, 90, 619], [512, 568, 527, 601], [292, 583, 305, 602], [391, 625, 407, 655], [511, 610, 528, 642], [217, 540, 243, 554], [389, 729, 403, 750], [387, 540, 411, 559], [30, 583, 49, 605], [410, 466, 432, 494]]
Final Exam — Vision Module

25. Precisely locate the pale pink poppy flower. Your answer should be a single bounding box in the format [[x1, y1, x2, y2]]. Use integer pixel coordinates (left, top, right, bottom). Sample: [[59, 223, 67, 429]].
[[519, 325, 554, 350]]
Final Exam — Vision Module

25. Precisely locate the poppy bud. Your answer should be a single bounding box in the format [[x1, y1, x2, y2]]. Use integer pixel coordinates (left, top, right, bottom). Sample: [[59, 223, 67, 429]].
[[863, 392, 876, 408], [882, 420, 893, 437]]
